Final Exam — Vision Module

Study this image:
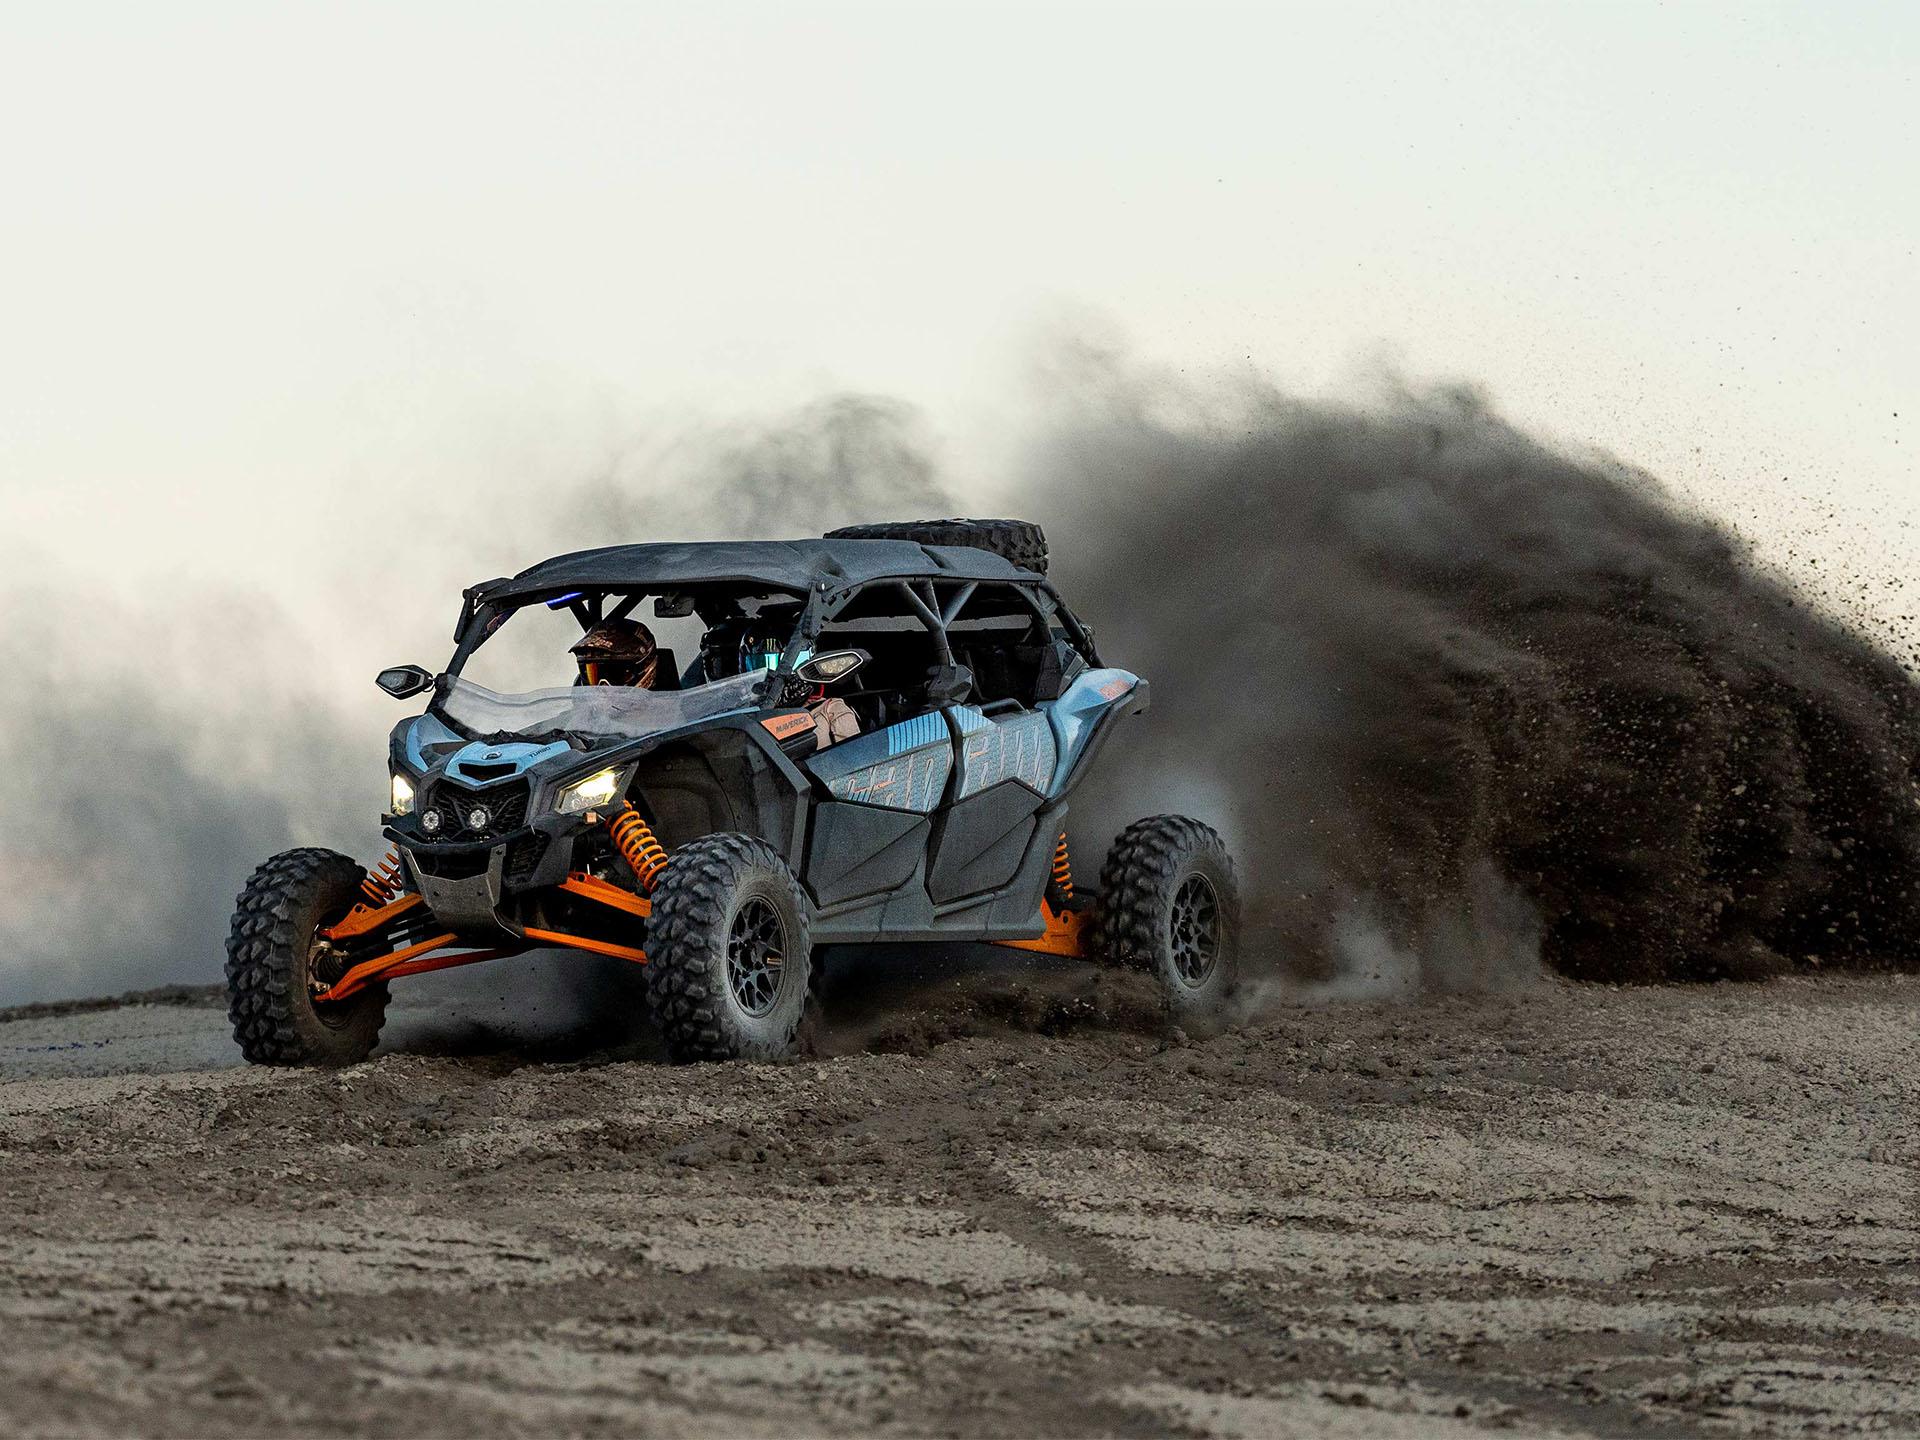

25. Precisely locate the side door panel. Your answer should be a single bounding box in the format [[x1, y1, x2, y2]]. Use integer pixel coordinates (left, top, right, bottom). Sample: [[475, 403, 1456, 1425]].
[[805, 804, 929, 908], [926, 707, 1058, 904], [801, 714, 953, 908]]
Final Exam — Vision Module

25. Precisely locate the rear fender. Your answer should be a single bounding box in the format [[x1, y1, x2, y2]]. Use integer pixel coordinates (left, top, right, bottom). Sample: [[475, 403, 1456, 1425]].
[[1043, 669, 1149, 799]]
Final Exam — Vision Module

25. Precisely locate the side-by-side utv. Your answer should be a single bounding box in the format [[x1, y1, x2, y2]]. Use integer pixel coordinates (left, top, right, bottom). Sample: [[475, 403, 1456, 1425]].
[[225, 520, 1239, 1065]]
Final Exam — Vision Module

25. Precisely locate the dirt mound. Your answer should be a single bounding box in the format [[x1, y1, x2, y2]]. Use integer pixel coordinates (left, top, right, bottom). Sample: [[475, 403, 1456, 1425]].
[[0, 982, 224, 1026], [1042, 376, 1920, 984]]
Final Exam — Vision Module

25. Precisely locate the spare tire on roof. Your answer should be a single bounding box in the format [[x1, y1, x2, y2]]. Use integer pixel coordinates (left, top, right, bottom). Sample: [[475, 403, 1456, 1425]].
[[825, 518, 1048, 575]]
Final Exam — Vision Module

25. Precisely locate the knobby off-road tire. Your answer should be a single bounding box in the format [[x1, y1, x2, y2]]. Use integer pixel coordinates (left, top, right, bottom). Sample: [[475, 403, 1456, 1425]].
[[825, 518, 1048, 575], [1096, 816, 1241, 1025], [644, 833, 813, 1063], [225, 847, 389, 1066]]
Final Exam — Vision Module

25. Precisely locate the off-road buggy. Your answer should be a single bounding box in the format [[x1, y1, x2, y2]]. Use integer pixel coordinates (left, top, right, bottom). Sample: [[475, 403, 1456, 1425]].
[[225, 520, 1240, 1065]]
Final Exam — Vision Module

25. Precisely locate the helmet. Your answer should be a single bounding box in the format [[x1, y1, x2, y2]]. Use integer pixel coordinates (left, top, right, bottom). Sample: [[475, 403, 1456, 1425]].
[[571, 619, 659, 688]]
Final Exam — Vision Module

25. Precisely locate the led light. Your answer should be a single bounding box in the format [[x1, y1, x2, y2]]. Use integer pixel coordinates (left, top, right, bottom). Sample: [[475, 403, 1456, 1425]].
[[810, 652, 860, 680], [557, 766, 625, 815], [467, 806, 491, 831], [390, 773, 416, 816], [421, 809, 442, 833]]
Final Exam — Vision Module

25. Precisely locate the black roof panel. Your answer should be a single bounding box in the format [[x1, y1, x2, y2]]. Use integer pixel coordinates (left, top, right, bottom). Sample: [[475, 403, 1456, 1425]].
[[477, 538, 1035, 604]]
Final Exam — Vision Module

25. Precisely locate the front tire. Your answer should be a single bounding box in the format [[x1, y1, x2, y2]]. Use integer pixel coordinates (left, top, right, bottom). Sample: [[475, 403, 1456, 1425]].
[[1096, 816, 1241, 1025], [644, 834, 813, 1063], [225, 848, 390, 1066]]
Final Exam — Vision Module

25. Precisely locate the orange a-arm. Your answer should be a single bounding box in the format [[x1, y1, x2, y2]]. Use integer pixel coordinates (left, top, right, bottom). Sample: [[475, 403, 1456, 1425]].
[[994, 899, 1091, 958], [313, 872, 651, 1003]]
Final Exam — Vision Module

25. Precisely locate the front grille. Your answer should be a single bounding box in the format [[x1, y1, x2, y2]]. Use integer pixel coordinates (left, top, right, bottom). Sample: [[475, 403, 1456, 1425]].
[[426, 780, 530, 842], [411, 847, 491, 880]]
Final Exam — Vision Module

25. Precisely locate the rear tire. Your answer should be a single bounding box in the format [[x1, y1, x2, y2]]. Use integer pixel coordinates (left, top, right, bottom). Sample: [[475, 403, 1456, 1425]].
[[1096, 816, 1240, 1025], [225, 848, 389, 1066], [644, 834, 813, 1063], [825, 518, 1048, 575]]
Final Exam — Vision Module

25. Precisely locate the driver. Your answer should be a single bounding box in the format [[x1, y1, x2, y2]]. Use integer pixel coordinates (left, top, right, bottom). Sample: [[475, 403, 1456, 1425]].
[[571, 619, 660, 688]]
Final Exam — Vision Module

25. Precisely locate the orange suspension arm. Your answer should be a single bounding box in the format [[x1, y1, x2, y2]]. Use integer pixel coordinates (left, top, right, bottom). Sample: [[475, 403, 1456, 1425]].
[[316, 923, 645, 1003], [557, 872, 653, 918], [315, 850, 655, 1003], [996, 899, 1091, 958], [520, 927, 649, 964], [317, 932, 511, 1002], [320, 891, 423, 942]]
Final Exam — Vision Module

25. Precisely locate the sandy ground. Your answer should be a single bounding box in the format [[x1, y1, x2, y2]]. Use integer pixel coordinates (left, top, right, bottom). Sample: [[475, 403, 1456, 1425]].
[[2, 956, 1916, 1439]]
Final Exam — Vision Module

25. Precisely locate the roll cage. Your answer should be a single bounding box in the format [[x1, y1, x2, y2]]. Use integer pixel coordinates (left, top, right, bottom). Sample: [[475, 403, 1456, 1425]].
[[442, 570, 1100, 710]]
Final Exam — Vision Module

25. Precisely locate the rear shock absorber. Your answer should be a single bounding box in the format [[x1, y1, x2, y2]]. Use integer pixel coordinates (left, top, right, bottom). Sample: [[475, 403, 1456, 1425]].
[[607, 803, 670, 891], [1048, 833, 1074, 908], [362, 848, 406, 905]]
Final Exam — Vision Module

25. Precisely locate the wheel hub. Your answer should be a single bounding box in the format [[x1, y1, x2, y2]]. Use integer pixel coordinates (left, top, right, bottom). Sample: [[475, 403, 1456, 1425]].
[[307, 916, 351, 998], [726, 897, 788, 1018], [1168, 874, 1221, 985], [306, 924, 361, 1027]]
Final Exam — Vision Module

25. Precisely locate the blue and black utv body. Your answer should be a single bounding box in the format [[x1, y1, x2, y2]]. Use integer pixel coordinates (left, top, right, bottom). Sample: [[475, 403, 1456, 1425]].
[[225, 520, 1240, 1065]]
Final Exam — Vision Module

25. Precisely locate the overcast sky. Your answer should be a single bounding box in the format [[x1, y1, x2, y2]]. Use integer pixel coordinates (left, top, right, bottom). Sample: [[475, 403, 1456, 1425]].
[[1, 0, 1913, 647]]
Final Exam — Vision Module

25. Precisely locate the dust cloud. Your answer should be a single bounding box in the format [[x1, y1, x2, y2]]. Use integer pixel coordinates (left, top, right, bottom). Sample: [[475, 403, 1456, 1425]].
[[1034, 363, 1920, 987], [565, 394, 955, 543], [0, 584, 372, 1005]]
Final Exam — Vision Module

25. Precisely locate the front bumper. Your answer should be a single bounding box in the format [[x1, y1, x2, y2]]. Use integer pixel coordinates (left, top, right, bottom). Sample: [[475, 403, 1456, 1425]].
[[384, 813, 589, 934], [404, 843, 511, 931]]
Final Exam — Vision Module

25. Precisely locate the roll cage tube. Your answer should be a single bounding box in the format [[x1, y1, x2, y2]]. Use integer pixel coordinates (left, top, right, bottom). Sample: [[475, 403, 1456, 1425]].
[[761, 576, 1099, 688], [1042, 582, 1100, 666], [810, 576, 1099, 668], [894, 581, 956, 666]]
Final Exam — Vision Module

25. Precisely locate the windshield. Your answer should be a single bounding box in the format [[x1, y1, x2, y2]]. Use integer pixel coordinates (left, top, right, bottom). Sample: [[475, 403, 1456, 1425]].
[[435, 671, 766, 740]]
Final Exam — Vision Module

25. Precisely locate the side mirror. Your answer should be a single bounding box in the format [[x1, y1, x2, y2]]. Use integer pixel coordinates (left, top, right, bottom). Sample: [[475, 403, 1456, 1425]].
[[795, 648, 870, 686], [376, 665, 435, 699]]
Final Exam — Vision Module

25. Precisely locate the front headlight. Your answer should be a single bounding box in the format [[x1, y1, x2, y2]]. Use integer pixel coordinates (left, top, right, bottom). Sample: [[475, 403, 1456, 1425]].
[[390, 772, 416, 816], [555, 765, 628, 815]]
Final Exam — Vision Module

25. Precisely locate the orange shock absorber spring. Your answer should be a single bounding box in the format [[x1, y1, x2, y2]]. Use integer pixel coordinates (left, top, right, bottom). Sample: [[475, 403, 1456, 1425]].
[[1050, 833, 1074, 904], [607, 804, 670, 891], [362, 848, 405, 905]]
